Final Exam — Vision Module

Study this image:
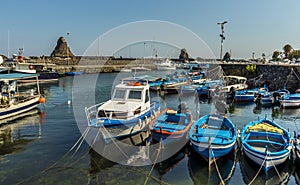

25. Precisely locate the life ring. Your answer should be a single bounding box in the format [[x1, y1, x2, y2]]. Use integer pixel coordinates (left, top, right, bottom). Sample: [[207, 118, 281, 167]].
[[127, 81, 141, 86], [28, 65, 34, 70]]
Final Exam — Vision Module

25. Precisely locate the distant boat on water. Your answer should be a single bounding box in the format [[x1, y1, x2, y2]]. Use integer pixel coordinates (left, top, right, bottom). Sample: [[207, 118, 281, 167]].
[[154, 59, 176, 71], [2, 59, 59, 83], [65, 71, 85, 76]]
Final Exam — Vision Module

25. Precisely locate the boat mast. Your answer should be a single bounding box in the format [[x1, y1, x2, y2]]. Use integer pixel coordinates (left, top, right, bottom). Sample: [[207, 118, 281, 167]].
[[36, 75, 40, 95], [7, 30, 10, 58]]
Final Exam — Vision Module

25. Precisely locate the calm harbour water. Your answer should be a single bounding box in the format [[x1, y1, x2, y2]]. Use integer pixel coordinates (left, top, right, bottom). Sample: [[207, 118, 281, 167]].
[[0, 71, 300, 185]]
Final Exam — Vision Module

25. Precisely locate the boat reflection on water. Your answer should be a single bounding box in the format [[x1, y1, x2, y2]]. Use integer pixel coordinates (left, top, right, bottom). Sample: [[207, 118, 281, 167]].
[[188, 148, 238, 185], [240, 153, 292, 185], [253, 104, 262, 114], [153, 147, 188, 176], [0, 108, 43, 156], [88, 131, 155, 184], [89, 131, 152, 167], [295, 165, 300, 185]]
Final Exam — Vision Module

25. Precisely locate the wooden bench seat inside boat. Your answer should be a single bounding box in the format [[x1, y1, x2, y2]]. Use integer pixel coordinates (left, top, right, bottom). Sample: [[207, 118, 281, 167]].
[[153, 123, 186, 131], [193, 128, 231, 139]]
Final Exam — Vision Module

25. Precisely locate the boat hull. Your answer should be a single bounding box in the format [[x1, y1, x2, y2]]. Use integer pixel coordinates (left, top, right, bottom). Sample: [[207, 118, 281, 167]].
[[0, 96, 40, 121], [189, 114, 237, 164], [280, 99, 300, 108], [149, 108, 193, 145], [241, 119, 292, 173], [190, 139, 236, 164], [88, 101, 160, 140], [243, 144, 291, 172], [234, 95, 255, 102]]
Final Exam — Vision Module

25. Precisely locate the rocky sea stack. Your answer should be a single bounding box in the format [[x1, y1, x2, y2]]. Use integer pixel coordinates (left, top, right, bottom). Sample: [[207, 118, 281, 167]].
[[51, 36, 74, 57]]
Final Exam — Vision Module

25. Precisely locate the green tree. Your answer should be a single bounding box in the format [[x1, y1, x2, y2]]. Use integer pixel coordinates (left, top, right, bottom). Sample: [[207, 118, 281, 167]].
[[272, 51, 281, 61], [290, 50, 300, 60], [283, 44, 293, 58]]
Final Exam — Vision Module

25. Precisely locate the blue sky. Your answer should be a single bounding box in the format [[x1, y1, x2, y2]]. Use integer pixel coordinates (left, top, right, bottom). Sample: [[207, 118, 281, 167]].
[[1, 0, 300, 59]]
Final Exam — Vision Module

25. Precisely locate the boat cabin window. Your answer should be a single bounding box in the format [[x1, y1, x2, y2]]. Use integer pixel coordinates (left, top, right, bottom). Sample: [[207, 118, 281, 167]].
[[145, 90, 149, 103], [239, 79, 246, 84], [128, 90, 142, 100], [113, 89, 126, 100]]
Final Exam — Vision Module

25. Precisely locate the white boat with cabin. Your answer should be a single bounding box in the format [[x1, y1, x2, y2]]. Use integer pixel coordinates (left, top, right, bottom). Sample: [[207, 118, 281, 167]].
[[85, 79, 160, 140], [223, 76, 248, 92], [154, 59, 176, 70]]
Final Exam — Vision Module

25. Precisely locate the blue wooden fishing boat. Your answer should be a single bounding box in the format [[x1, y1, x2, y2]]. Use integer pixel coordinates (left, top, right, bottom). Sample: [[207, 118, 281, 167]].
[[241, 117, 292, 173], [189, 114, 237, 164], [180, 78, 206, 95], [195, 79, 222, 97], [149, 103, 193, 144], [123, 75, 163, 91], [161, 77, 188, 94], [235, 87, 268, 103], [85, 79, 160, 140], [260, 89, 289, 107], [280, 89, 300, 108], [65, 71, 85, 76]]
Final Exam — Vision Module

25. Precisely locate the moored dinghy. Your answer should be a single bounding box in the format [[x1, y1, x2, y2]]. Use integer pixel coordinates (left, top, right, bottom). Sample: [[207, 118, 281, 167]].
[[241, 117, 292, 173], [280, 89, 300, 108], [85, 79, 160, 141], [189, 114, 237, 165], [149, 102, 193, 144]]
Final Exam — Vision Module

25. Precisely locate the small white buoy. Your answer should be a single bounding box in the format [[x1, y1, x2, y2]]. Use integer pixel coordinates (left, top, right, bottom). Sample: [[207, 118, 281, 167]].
[[67, 100, 71, 105]]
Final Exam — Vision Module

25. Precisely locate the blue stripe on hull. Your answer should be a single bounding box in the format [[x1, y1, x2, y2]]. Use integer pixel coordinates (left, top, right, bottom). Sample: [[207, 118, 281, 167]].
[[191, 143, 234, 160], [0, 101, 40, 118], [90, 102, 160, 127]]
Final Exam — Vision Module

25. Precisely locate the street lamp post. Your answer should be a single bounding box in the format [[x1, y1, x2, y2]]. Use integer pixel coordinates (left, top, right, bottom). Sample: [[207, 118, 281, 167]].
[[217, 21, 227, 61]]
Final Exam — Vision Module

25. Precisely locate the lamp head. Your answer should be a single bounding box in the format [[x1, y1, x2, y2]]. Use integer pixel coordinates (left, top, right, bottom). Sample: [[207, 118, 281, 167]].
[[217, 21, 228, 25]]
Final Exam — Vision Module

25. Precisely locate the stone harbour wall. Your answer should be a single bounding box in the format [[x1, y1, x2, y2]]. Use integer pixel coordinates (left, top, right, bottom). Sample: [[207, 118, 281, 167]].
[[221, 63, 300, 92]]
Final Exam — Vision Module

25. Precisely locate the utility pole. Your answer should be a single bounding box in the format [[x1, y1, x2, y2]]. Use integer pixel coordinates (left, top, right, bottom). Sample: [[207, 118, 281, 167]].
[[217, 21, 227, 62]]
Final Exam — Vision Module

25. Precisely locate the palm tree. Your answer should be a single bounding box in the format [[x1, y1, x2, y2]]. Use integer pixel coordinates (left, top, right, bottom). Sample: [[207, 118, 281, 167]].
[[283, 44, 293, 58]]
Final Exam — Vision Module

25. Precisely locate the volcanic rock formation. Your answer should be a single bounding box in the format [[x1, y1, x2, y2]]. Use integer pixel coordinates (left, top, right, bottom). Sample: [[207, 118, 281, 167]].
[[51, 36, 74, 57]]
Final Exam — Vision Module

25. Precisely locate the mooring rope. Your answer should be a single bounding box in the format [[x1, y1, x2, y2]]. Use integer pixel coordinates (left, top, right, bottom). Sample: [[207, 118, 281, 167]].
[[284, 69, 294, 87], [15, 126, 91, 185], [143, 138, 164, 185], [270, 157, 283, 182], [248, 153, 268, 185], [211, 149, 225, 185], [70, 126, 91, 158], [67, 130, 102, 168], [291, 68, 300, 82], [254, 74, 263, 87]]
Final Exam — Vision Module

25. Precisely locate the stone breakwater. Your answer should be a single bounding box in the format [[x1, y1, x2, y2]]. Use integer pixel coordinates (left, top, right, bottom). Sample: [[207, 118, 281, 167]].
[[48, 57, 157, 74], [43, 57, 300, 92]]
